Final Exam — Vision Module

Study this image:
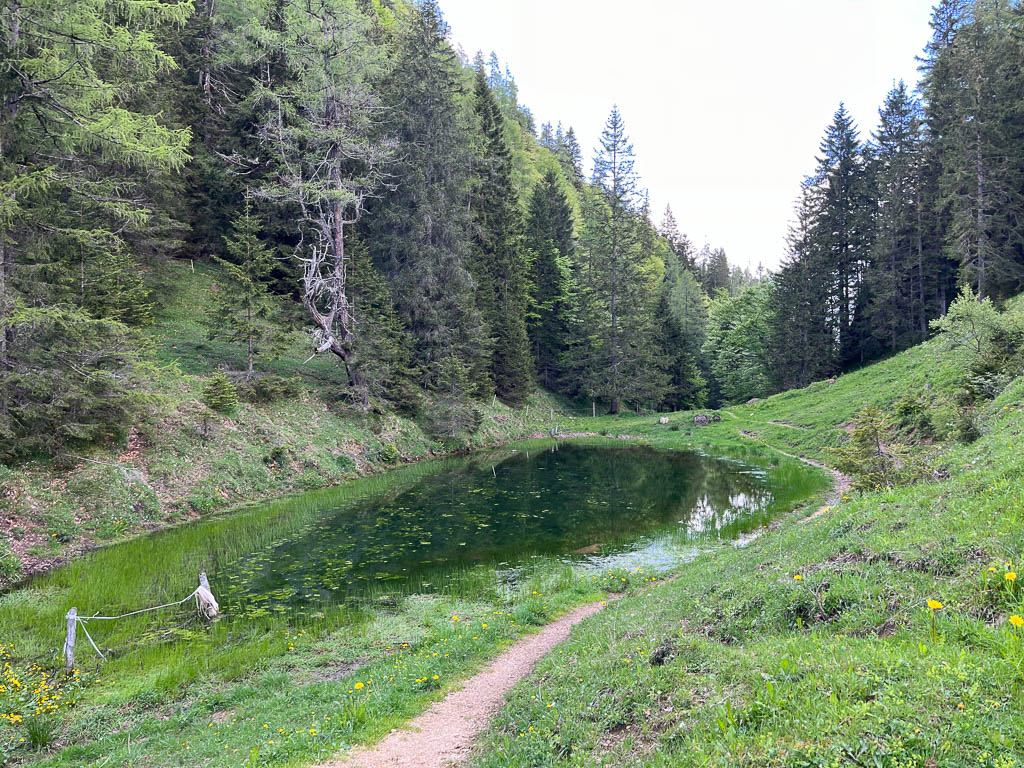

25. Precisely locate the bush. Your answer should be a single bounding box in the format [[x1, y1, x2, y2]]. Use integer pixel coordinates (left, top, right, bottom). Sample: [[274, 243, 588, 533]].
[[828, 406, 917, 491], [954, 405, 982, 444], [892, 395, 933, 437], [240, 375, 301, 404], [201, 372, 239, 414], [375, 441, 400, 464]]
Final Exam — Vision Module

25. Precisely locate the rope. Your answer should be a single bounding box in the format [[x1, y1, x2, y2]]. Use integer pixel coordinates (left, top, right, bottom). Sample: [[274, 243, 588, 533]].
[[78, 588, 200, 622], [75, 619, 106, 660]]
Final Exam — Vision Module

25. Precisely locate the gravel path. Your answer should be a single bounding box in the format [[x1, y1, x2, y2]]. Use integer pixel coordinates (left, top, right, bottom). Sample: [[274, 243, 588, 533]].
[[317, 599, 614, 768]]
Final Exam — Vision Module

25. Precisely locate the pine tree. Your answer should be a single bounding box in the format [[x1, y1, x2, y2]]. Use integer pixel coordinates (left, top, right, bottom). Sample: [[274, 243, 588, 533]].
[[207, 198, 282, 380], [865, 82, 928, 357], [470, 67, 533, 406], [928, 1, 1023, 299], [580, 107, 667, 413], [0, 0, 191, 456], [558, 127, 585, 189], [807, 104, 874, 366]]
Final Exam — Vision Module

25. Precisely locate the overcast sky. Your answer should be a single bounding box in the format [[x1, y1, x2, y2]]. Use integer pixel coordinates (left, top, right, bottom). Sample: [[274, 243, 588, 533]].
[[438, 0, 937, 271]]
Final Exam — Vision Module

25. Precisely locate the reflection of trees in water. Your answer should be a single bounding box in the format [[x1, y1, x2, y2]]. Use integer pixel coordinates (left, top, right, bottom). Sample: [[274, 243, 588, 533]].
[[222, 444, 780, 608]]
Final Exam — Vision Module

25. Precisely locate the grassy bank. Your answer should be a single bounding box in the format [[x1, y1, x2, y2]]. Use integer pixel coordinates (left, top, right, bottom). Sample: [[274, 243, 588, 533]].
[[0, 259, 573, 586], [465, 340, 1024, 766]]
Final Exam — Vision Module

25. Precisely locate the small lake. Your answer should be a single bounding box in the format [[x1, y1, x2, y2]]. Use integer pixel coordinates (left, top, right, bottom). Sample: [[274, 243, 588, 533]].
[[4, 439, 826, 655], [207, 440, 823, 615]]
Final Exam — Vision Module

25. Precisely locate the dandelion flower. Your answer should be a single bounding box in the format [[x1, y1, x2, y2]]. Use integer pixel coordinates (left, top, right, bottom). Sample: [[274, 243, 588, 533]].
[[1006, 572, 1017, 582], [354, 682, 364, 690], [1010, 615, 1024, 628], [793, 574, 803, 581], [927, 599, 943, 610]]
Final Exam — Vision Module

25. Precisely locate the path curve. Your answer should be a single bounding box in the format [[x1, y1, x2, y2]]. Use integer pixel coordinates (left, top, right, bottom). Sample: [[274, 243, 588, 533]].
[[737, 430, 851, 523], [317, 599, 615, 768]]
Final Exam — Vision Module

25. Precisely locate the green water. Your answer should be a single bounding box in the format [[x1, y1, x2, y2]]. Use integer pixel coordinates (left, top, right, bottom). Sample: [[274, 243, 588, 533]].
[[1, 439, 826, 659], [211, 441, 815, 614]]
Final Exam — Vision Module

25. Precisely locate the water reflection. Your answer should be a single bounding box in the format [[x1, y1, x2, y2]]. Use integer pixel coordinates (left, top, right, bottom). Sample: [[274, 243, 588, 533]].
[[214, 443, 794, 612]]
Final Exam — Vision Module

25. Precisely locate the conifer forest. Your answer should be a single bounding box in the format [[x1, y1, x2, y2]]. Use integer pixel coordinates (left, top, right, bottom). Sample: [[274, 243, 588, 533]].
[[2, 0, 1023, 456]]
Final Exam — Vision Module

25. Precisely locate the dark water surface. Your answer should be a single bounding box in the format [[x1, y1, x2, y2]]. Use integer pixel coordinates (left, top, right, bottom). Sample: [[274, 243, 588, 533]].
[[212, 441, 821, 614]]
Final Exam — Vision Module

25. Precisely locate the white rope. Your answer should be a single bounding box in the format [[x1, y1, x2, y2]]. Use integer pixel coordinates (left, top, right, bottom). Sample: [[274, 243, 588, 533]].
[[78, 588, 200, 622], [75, 618, 106, 660]]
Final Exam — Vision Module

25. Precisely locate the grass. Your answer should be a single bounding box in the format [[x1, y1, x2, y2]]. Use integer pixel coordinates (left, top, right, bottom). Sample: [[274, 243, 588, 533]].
[[462, 336, 1024, 766], [0, 259, 577, 586]]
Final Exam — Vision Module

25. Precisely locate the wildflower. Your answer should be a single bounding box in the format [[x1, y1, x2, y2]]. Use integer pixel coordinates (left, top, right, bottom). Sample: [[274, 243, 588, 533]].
[[1006, 572, 1017, 582], [354, 682, 364, 690], [1010, 615, 1024, 628], [927, 600, 943, 611], [793, 574, 802, 581]]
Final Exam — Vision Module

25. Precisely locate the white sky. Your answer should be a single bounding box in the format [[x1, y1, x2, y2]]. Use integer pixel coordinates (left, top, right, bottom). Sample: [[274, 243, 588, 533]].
[[439, 0, 937, 271]]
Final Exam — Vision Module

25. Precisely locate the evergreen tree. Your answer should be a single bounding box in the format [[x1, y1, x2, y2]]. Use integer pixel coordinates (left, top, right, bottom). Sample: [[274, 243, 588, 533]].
[[929, 1, 1023, 299], [807, 104, 874, 366], [470, 68, 533, 406], [558, 127, 585, 189], [865, 82, 929, 356], [207, 198, 282, 380], [525, 169, 575, 390], [0, 0, 191, 456], [580, 107, 666, 413], [365, 1, 487, 392]]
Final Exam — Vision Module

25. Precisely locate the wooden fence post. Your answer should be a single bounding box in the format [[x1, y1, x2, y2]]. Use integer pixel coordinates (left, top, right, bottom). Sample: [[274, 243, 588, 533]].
[[592, 402, 596, 418], [64, 607, 77, 675]]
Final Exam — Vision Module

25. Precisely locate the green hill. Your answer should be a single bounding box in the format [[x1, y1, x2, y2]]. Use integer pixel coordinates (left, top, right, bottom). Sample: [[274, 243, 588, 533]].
[[465, 303, 1024, 766], [0, 259, 571, 585]]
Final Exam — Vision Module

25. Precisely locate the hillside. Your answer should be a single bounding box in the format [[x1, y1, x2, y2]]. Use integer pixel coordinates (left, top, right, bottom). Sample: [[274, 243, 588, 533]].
[[465, 311, 1024, 766], [0, 259, 572, 586]]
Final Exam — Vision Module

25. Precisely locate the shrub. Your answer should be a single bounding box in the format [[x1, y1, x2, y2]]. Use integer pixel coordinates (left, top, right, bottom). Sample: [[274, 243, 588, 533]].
[[375, 441, 400, 464], [893, 395, 933, 437], [828, 406, 917, 491], [201, 372, 239, 414], [240, 375, 301, 404]]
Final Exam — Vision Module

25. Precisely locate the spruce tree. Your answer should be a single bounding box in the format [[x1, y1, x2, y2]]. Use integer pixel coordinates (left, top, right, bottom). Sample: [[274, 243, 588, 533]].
[[365, 1, 487, 392], [865, 82, 928, 356], [524, 168, 575, 389], [470, 67, 533, 406], [207, 198, 282, 380], [581, 107, 667, 413]]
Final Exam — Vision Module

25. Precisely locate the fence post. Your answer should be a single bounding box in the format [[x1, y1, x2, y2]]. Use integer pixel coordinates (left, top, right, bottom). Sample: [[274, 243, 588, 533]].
[[592, 402, 596, 418], [64, 607, 77, 675], [195, 572, 219, 619]]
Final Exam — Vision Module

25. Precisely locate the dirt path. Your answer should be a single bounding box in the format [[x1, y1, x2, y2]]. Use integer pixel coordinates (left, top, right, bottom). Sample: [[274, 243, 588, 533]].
[[317, 599, 615, 768], [736, 430, 851, 523], [770, 449, 851, 522]]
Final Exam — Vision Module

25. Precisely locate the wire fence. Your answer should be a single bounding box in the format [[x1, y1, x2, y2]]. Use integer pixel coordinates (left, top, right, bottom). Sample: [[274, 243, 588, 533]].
[[63, 572, 218, 673]]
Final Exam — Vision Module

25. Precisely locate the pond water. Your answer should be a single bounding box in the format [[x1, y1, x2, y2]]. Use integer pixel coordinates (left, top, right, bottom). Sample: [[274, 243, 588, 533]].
[[3, 439, 826, 657], [210, 441, 820, 615]]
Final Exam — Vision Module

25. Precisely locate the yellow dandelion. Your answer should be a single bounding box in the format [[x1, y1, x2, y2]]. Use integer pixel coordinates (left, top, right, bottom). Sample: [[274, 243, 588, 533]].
[[927, 599, 943, 610], [1006, 572, 1017, 582], [793, 574, 803, 581], [354, 682, 364, 690], [1010, 615, 1024, 628]]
